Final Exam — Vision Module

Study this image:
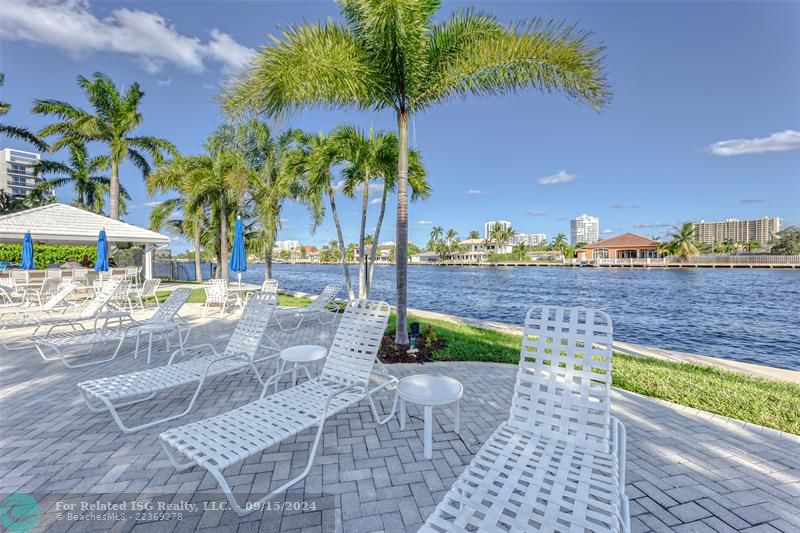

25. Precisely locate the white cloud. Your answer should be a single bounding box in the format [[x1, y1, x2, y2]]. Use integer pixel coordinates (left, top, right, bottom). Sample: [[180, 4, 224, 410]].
[[0, 0, 254, 74], [369, 198, 382, 205], [417, 220, 432, 225], [131, 201, 163, 209], [156, 78, 172, 87], [465, 189, 483, 195], [611, 204, 640, 209], [537, 170, 576, 185], [708, 130, 800, 156], [633, 222, 671, 229], [527, 210, 546, 216], [741, 198, 766, 204], [602, 229, 613, 234]]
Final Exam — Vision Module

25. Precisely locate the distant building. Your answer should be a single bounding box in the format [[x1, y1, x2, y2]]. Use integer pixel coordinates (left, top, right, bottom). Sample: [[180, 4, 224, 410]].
[[511, 233, 547, 246], [273, 240, 300, 252], [576, 233, 660, 260], [450, 238, 509, 263], [0, 148, 43, 197], [484, 220, 512, 239], [570, 214, 599, 246], [410, 251, 439, 263], [693, 217, 781, 245]]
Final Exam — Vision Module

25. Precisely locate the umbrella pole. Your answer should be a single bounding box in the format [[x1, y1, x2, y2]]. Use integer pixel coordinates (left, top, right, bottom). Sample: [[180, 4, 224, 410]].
[[238, 273, 242, 287]]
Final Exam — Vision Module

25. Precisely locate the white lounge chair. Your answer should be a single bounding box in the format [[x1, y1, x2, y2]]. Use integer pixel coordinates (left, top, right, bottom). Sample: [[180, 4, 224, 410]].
[[273, 282, 341, 331], [34, 287, 193, 368], [0, 280, 121, 351], [202, 279, 242, 317], [129, 278, 161, 309], [159, 299, 398, 516], [421, 306, 629, 533], [77, 293, 281, 433]]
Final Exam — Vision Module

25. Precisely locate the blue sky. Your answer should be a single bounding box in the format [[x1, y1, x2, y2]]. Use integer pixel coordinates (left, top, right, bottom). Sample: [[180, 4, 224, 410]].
[[1, 0, 798, 251]]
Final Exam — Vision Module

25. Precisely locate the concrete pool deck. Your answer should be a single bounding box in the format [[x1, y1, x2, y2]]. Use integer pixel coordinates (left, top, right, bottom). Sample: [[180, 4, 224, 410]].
[[1, 303, 799, 532]]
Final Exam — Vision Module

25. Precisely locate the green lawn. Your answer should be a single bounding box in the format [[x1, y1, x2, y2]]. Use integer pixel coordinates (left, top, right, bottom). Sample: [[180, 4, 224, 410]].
[[155, 288, 312, 307], [388, 314, 800, 435], [157, 291, 799, 434]]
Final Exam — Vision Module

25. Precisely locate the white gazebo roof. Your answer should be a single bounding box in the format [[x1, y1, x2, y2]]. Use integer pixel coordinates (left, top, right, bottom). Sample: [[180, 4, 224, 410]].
[[0, 203, 170, 245]]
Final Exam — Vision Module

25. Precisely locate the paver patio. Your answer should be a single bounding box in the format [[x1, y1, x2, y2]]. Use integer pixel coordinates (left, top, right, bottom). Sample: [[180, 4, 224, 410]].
[[1, 304, 799, 532]]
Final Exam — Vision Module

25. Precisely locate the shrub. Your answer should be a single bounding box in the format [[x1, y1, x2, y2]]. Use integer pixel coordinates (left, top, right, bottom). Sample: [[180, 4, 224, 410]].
[[0, 243, 97, 266]]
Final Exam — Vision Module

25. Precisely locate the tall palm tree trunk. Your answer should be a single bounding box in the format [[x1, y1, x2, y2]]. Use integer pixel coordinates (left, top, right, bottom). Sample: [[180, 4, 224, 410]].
[[109, 161, 120, 220], [367, 181, 389, 294], [220, 198, 229, 281], [357, 172, 370, 298], [328, 189, 354, 299], [264, 250, 273, 279], [194, 227, 203, 282], [395, 110, 410, 346]]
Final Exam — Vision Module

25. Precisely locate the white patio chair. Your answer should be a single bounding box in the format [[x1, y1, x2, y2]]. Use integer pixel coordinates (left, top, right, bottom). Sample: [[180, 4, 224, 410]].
[[34, 288, 193, 368], [421, 306, 629, 533], [77, 293, 281, 433], [125, 265, 141, 288], [45, 268, 62, 279], [202, 279, 241, 317], [159, 299, 398, 516], [0, 279, 125, 351], [129, 278, 161, 309], [31, 277, 63, 305], [72, 267, 89, 284], [273, 282, 341, 331], [0, 278, 26, 306], [0, 281, 78, 318], [245, 278, 278, 304]]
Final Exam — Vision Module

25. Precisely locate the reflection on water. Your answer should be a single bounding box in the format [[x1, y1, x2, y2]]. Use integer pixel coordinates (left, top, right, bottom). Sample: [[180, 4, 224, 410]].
[[235, 264, 800, 370]]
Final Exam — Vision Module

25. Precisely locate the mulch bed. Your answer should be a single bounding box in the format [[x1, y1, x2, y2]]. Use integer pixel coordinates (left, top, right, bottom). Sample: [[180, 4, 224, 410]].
[[378, 331, 448, 364]]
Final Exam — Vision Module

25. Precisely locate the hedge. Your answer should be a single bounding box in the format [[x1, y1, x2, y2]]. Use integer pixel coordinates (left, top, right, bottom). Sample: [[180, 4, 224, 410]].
[[0, 244, 97, 267]]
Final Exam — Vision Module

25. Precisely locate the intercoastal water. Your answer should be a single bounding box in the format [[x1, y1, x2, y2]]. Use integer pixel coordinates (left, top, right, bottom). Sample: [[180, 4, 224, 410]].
[[236, 264, 800, 371]]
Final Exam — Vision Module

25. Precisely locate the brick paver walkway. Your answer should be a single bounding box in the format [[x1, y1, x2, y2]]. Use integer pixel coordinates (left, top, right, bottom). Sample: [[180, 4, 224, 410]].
[[1, 304, 798, 532]]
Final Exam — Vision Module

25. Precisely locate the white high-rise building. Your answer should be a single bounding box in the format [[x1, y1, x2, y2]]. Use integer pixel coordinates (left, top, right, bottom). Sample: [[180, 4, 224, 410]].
[[694, 217, 780, 245], [484, 220, 512, 239], [0, 148, 43, 198], [273, 240, 300, 252], [511, 233, 547, 246], [570, 214, 599, 245]]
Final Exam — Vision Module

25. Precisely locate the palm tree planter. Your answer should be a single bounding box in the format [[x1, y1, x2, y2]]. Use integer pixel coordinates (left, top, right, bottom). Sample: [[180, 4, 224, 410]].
[[224, 1, 610, 345]]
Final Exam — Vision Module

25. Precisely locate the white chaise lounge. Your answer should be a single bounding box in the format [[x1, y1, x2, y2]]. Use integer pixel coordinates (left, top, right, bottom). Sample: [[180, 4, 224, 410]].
[[0, 279, 123, 351], [34, 288, 193, 368], [421, 306, 629, 533], [77, 293, 280, 433], [273, 282, 341, 331], [159, 299, 398, 516]]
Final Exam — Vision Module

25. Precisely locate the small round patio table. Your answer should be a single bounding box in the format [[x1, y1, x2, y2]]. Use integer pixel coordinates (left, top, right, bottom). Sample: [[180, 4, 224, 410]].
[[398, 374, 463, 459], [274, 344, 328, 393]]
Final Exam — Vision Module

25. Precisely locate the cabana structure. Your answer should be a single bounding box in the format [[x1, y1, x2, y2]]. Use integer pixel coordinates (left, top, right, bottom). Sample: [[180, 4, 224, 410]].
[[0, 203, 169, 279]]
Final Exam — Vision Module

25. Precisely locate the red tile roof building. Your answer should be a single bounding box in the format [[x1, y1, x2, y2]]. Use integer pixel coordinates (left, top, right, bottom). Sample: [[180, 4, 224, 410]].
[[576, 233, 661, 260]]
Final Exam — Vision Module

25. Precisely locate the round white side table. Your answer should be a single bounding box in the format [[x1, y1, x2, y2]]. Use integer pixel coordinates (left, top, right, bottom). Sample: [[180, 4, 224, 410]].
[[397, 374, 464, 459], [275, 344, 328, 393]]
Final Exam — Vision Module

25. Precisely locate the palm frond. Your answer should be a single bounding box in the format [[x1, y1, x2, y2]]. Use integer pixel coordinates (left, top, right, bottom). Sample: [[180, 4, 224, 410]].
[[0, 124, 49, 151], [127, 148, 152, 176], [222, 22, 382, 117], [415, 17, 610, 111]]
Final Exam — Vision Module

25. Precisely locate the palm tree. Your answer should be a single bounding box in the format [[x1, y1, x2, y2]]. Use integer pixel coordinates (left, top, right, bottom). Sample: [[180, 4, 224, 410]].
[[668, 223, 700, 262], [512, 242, 529, 260], [223, 2, 610, 345], [467, 230, 481, 240], [290, 130, 354, 299], [721, 239, 738, 254], [770, 227, 800, 255], [490, 225, 515, 253], [429, 226, 444, 250], [445, 228, 459, 246], [31, 142, 123, 214], [33, 73, 178, 220], [221, 120, 299, 280], [0, 74, 47, 151], [552, 233, 568, 252], [334, 125, 397, 298], [744, 241, 761, 253], [656, 241, 673, 257], [147, 156, 212, 282]]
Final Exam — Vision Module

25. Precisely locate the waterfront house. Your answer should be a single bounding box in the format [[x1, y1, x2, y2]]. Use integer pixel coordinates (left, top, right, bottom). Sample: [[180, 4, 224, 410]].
[[449, 238, 511, 263], [576, 233, 660, 260], [410, 251, 439, 263]]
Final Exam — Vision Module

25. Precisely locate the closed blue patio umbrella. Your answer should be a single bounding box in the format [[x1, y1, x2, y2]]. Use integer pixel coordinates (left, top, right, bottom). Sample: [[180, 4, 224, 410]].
[[229, 218, 247, 286], [20, 232, 35, 270], [95, 230, 109, 272]]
